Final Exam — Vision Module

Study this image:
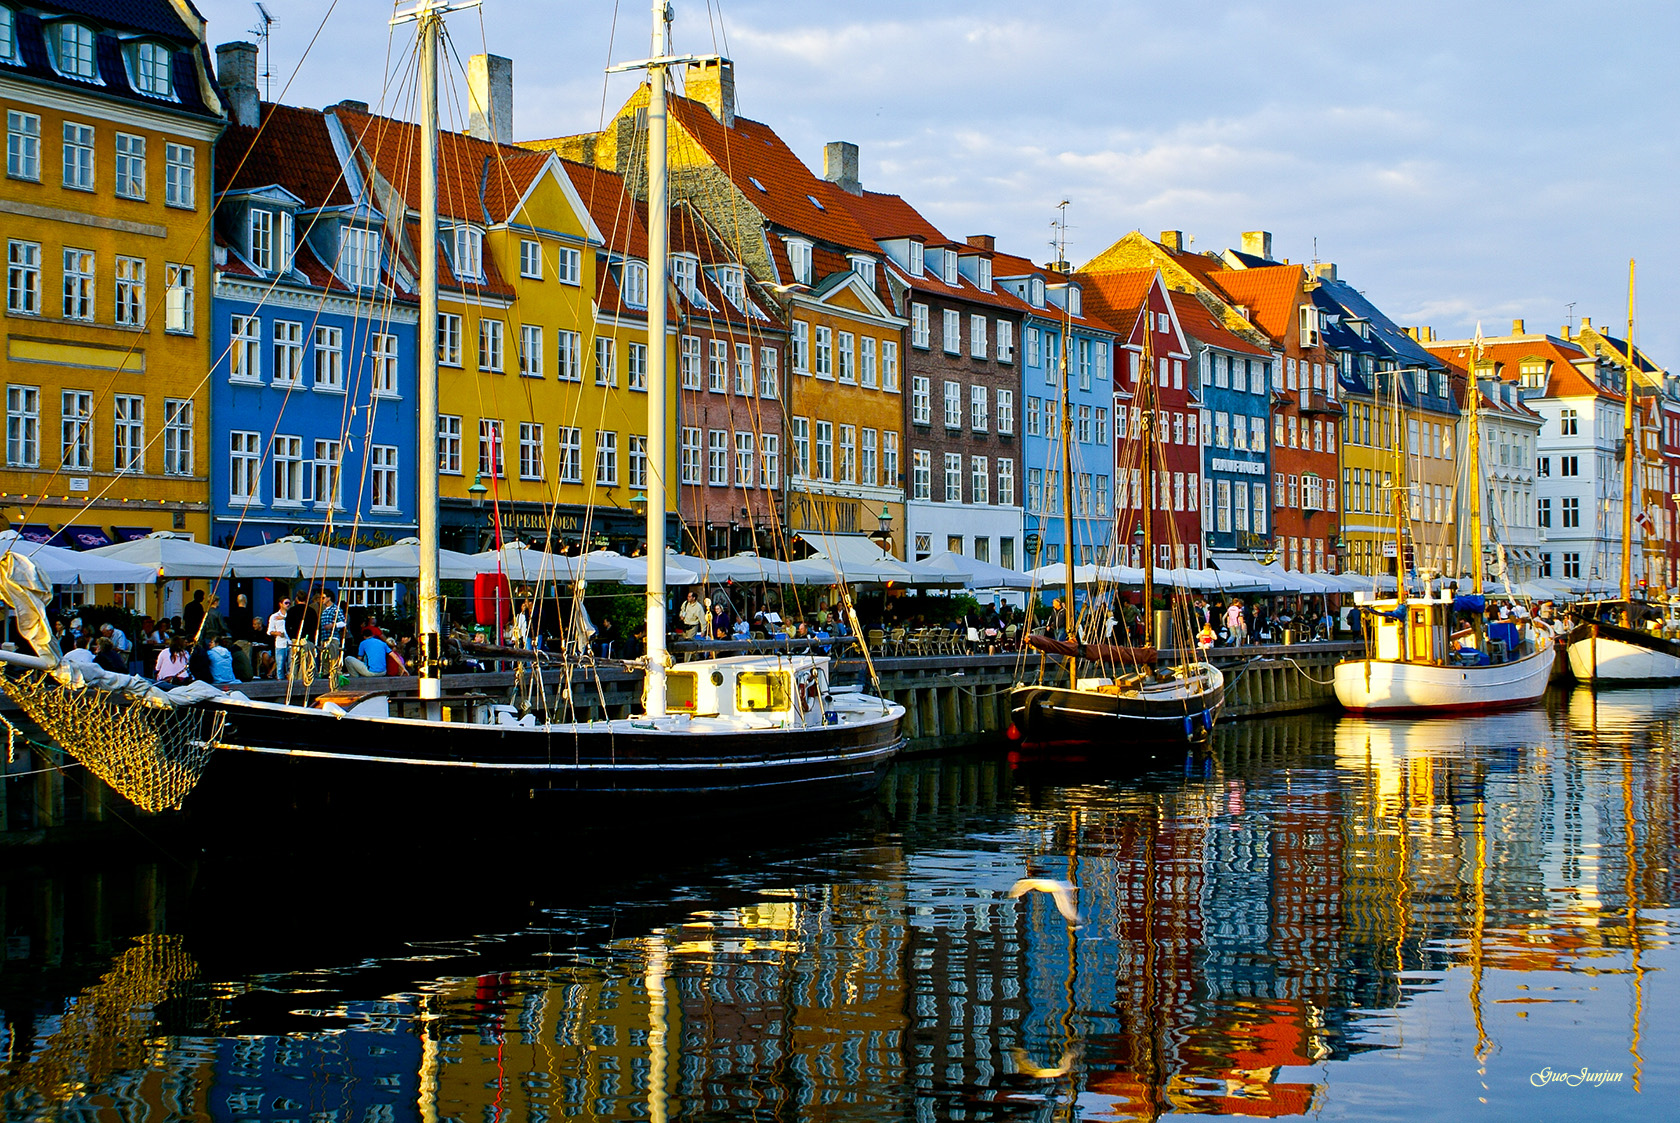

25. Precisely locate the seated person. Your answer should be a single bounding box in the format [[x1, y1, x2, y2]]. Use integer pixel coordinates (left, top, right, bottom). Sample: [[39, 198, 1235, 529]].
[[154, 637, 191, 684], [349, 628, 392, 676], [63, 635, 96, 665], [93, 638, 128, 675], [207, 636, 238, 685]]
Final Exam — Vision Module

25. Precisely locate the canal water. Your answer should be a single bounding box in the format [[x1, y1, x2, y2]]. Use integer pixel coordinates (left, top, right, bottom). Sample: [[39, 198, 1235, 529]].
[[1, 687, 1676, 1121]]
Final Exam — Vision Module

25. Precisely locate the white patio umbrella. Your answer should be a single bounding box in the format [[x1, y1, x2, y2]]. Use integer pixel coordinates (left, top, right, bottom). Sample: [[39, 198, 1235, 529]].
[[228, 535, 358, 580], [87, 531, 296, 580], [1027, 561, 1102, 586], [700, 552, 815, 586], [577, 550, 700, 586], [789, 554, 924, 585], [0, 531, 154, 585], [471, 542, 630, 584], [353, 538, 481, 581], [916, 550, 1035, 590]]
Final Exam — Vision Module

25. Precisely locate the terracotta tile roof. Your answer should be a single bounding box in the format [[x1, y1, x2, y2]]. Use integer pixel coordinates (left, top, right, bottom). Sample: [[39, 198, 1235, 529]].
[[1208, 265, 1302, 343], [991, 251, 1117, 334], [1426, 336, 1616, 403], [665, 95, 876, 253], [290, 242, 355, 295], [215, 103, 355, 208], [1168, 291, 1269, 356], [399, 216, 516, 300], [564, 159, 649, 260]]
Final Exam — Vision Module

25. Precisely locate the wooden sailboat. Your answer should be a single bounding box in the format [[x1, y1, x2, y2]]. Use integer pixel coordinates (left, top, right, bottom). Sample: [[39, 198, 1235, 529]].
[[1333, 326, 1555, 713], [0, 0, 903, 819], [1565, 260, 1680, 684], [1009, 236, 1224, 751]]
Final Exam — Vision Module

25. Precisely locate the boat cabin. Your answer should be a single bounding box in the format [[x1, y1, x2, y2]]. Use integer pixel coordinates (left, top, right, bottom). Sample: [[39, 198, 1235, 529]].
[[663, 655, 834, 728], [1354, 584, 1535, 667]]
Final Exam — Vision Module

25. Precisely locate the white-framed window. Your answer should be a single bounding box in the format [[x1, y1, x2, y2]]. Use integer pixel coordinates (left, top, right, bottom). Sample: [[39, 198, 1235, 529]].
[[519, 238, 542, 279], [718, 265, 745, 308], [229, 431, 261, 503], [556, 329, 580, 381], [1077, 339, 1092, 390], [62, 121, 93, 190], [1026, 326, 1041, 367], [970, 314, 988, 359], [680, 335, 702, 388], [113, 394, 143, 471], [267, 318, 301, 385], [131, 41, 173, 97], [272, 435, 303, 504], [595, 430, 619, 485], [248, 208, 274, 271], [838, 424, 856, 483], [814, 421, 834, 481], [1096, 407, 1109, 445], [860, 427, 878, 486], [338, 226, 379, 288], [998, 458, 1015, 506], [1026, 468, 1042, 513], [707, 428, 729, 486], [114, 133, 145, 199], [370, 445, 399, 511], [670, 255, 698, 298], [908, 240, 925, 276], [912, 449, 932, 501], [791, 417, 810, 477], [813, 325, 833, 378], [971, 385, 989, 432], [734, 431, 755, 487], [110, 255, 144, 326], [595, 336, 617, 387], [7, 111, 40, 181], [971, 456, 989, 504], [556, 246, 581, 285], [680, 427, 703, 484], [60, 389, 92, 469], [941, 250, 958, 286], [557, 426, 582, 482], [785, 238, 813, 284], [520, 323, 544, 377], [994, 388, 1014, 436], [438, 314, 462, 366], [518, 422, 545, 480], [1026, 396, 1041, 437], [62, 248, 93, 320], [791, 321, 810, 374], [911, 376, 931, 426], [7, 240, 40, 315], [759, 346, 779, 398], [1077, 404, 1092, 443], [313, 439, 343, 509], [944, 381, 962, 430], [628, 341, 648, 391], [6, 385, 39, 468], [883, 340, 900, 392], [997, 320, 1014, 362], [628, 435, 648, 488], [478, 419, 504, 478], [708, 339, 727, 392], [438, 415, 462, 474], [231, 314, 262, 381], [911, 303, 930, 348], [371, 333, 399, 396], [314, 326, 343, 390], [55, 22, 96, 78], [857, 336, 878, 388], [883, 430, 899, 486], [944, 451, 963, 502], [339, 580, 399, 610], [942, 308, 961, 355], [453, 226, 483, 281], [622, 260, 648, 307], [838, 331, 856, 384], [163, 394, 192, 478], [734, 342, 754, 396], [163, 143, 194, 209], [761, 433, 780, 488]]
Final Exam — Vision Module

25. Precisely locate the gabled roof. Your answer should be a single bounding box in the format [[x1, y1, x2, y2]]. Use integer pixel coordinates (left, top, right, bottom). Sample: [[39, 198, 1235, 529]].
[[1208, 265, 1302, 344], [663, 94, 876, 253], [215, 103, 356, 207], [1, 3, 221, 121], [1168, 291, 1269, 357], [1427, 336, 1617, 403], [990, 250, 1116, 335]]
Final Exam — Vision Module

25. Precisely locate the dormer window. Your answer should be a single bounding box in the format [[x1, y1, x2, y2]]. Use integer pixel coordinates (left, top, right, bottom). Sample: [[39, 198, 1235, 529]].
[[784, 238, 813, 285], [129, 42, 174, 97], [1068, 286, 1082, 317], [908, 240, 924, 277], [453, 225, 483, 282], [338, 226, 380, 289], [940, 249, 957, 287], [978, 258, 992, 291], [1029, 276, 1045, 308], [623, 260, 648, 308], [55, 23, 96, 80], [848, 255, 874, 288], [0, 9, 16, 63], [716, 264, 743, 309], [249, 208, 274, 271], [670, 254, 698, 298]]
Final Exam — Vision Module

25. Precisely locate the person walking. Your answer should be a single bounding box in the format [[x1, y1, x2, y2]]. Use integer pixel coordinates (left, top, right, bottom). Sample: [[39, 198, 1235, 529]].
[[1225, 598, 1248, 647], [267, 598, 291, 679]]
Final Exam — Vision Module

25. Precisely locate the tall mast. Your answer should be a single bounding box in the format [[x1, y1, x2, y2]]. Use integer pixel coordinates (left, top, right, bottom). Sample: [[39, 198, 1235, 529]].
[[643, 0, 672, 715], [1468, 326, 1483, 595], [1619, 258, 1638, 603], [1140, 305, 1156, 646], [1054, 205, 1075, 685]]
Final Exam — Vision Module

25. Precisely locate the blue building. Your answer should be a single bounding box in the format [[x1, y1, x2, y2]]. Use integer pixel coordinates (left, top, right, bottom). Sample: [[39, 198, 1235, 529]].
[[994, 255, 1118, 568], [211, 102, 418, 615]]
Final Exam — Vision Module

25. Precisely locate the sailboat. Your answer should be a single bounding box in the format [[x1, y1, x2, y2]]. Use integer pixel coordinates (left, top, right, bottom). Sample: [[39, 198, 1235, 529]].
[[1333, 326, 1555, 713], [1008, 250, 1224, 751], [1565, 260, 1680, 684], [0, 0, 903, 816]]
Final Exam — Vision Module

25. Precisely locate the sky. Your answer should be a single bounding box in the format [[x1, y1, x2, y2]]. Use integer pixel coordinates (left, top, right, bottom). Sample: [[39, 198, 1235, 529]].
[[195, 0, 1679, 360]]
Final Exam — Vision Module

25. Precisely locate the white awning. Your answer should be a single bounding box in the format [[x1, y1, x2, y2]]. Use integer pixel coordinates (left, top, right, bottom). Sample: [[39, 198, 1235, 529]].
[[796, 531, 891, 567]]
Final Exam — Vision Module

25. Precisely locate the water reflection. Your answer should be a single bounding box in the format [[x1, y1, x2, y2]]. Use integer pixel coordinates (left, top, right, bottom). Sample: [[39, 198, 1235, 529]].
[[1, 686, 1676, 1120]]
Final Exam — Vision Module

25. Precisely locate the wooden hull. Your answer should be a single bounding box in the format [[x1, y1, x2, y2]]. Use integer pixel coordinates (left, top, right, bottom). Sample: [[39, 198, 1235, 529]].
[[188, 697, 904, 823], [1565, 622, 1680, 685], [1008, 665, 1226, 754], [1333, 643, 1555, 714]]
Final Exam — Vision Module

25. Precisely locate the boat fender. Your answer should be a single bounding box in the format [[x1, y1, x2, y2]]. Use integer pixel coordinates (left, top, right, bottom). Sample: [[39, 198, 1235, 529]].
[[1184, 715, 1193, 739], [1202, 709, 1213, 732]]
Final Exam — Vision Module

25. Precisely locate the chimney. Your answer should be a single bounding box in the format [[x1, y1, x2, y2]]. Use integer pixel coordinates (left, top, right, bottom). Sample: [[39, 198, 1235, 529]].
[[1580, 315, 1592, 331], [967, 234, 995, 252], [1561, 324, 1572, 340], [1511, 318, 1525, 335], [1160, 230, 1184, 252], [823, 141, 861, 195], [468, 54, 513, 145], [1240, 230, 1273, 261], [215, 42, 260, 128], [1313, 261, 1337, 282], [686, 58, 735, 128]]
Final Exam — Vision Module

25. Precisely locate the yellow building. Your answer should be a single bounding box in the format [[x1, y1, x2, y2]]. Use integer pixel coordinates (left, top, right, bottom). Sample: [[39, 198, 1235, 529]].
[[330, 64, 678, 554], [0, 3, 224, 579]]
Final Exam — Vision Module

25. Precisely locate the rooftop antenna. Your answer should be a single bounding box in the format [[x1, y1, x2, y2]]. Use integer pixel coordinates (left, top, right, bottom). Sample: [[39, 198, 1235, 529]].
[[250, 3, 276, 101], [1565, 301, 1577, 333]]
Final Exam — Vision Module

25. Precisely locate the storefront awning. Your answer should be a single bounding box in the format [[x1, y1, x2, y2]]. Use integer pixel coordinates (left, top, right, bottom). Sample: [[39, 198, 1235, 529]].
[[10, 523, 54, 544], [796, 531, 891, 567], [111, 525, 154, 542], [53, 524, 114, 550]]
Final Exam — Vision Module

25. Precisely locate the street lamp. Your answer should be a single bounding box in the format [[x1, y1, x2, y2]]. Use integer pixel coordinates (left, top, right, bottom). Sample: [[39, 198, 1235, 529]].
[[868, 505, 894, 554], [1131, 520, 1143, 566], [468, 472, 488, 509], [629, 491, 648, 518]]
